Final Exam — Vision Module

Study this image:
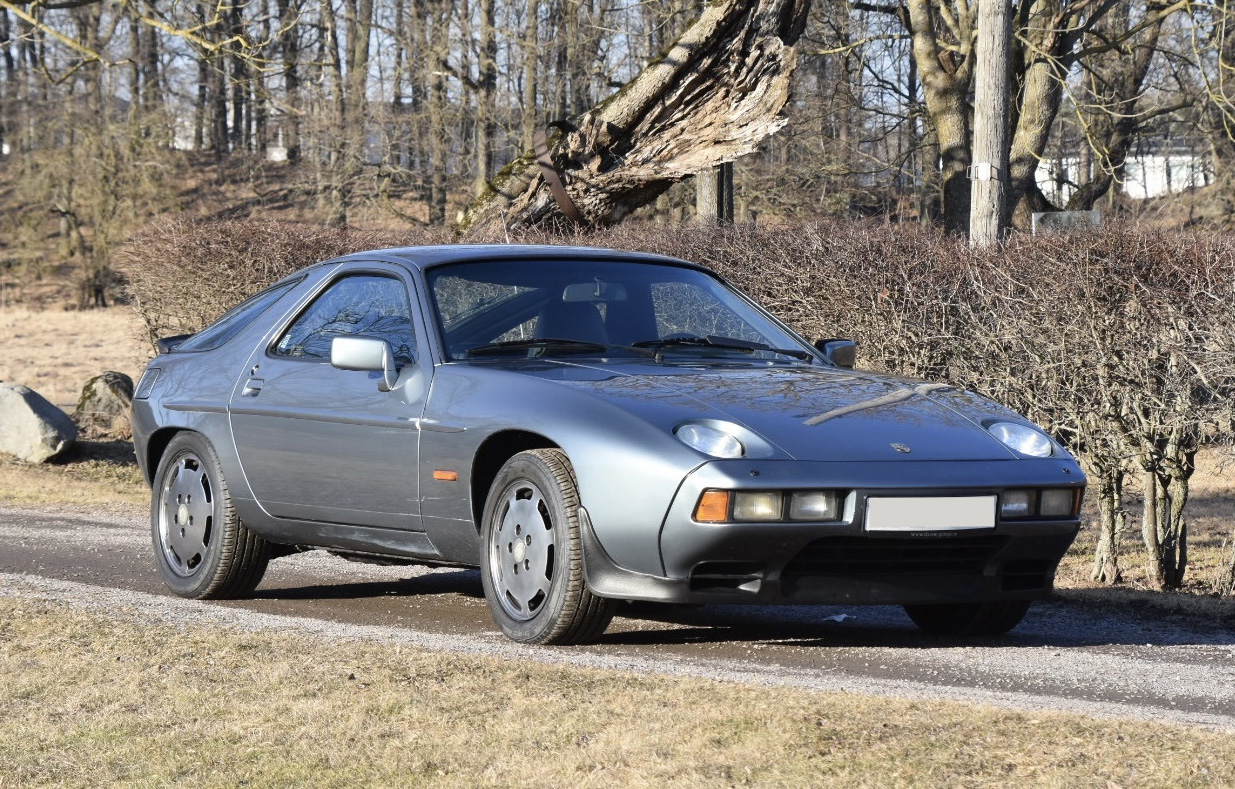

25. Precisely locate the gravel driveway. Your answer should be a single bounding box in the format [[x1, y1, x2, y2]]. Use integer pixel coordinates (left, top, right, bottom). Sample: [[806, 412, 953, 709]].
[[2, 502, 1233, 732]]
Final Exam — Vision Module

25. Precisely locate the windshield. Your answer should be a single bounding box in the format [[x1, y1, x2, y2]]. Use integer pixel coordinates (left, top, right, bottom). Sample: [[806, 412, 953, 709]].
[[427, 258, 816, 363]]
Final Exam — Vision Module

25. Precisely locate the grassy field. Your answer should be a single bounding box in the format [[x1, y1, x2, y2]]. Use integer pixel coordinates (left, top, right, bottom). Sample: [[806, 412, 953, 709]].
[[0, 306, 150, 409], [1, 598, 1233, 788]]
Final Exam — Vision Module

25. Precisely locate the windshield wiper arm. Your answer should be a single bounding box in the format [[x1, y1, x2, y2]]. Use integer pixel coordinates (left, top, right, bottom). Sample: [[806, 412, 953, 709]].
[[632, 335, 813, 361], [466, 338, 655, 358]]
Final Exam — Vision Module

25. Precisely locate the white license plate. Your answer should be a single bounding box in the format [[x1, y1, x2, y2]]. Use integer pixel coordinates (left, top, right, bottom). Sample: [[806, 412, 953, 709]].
[[864, 496, 996, 532]]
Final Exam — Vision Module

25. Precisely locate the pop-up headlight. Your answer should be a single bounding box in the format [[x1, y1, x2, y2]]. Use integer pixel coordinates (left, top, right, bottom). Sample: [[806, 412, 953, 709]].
[[674, 423, 745, 459], [987, 421, 1053, 457]]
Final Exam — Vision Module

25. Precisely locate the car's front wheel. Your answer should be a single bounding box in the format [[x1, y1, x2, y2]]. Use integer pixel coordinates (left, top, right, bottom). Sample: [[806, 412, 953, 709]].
[[903, 600, 1031, 637], [151, 432, 271, 599], [479, 449, 616, 645]]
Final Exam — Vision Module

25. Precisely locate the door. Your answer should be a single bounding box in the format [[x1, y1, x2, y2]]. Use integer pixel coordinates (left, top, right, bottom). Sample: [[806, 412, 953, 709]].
[[229, 270, 428, 529]]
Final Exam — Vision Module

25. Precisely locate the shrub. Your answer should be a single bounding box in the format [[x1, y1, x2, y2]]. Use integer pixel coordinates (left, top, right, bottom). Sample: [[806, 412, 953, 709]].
[[119, 217, 454, 346]]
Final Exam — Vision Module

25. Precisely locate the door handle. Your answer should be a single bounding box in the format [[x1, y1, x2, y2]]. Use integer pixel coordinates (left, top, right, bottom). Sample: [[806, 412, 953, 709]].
[[241, 378, 264, 396]]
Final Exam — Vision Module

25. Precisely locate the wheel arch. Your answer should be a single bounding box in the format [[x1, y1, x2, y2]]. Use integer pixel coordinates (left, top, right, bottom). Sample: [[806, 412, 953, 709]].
[[470, 430, 558, 530], [142, 426, 187, 486]]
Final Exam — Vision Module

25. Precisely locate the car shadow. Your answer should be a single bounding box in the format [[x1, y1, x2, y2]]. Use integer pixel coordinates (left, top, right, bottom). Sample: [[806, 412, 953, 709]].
[[596, 598, 1235, 650], [252, 568, 486, 602], [249, 564, 1235, 650]]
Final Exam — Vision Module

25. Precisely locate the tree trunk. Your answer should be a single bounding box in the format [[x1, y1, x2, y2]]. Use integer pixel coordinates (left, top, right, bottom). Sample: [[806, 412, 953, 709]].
[[1005, 0, 1073, 229], [427, 0, 449, 225], [969, 0, 1010, 246], [458, 0, 810, 236], [1223, 529, 1235, 596], [521, 0, 540, 151], [1090, 466, 1125, 584], [1140, 453, 1192, 591], [277, 0, 303, 163], [696, 163, 734, 224], [905, 0, 974, 236], [228, 2, 248, 152], [1066, 2, 1169, 212], [473, 0, 496, 196]]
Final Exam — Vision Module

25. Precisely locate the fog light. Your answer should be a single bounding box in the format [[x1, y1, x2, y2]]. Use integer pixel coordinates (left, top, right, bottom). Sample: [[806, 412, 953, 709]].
[[1039, 489, 1075, 517], [733, 492, 783, 522], [1001, 490, 1033, 519], [788, 491, 840, 521]]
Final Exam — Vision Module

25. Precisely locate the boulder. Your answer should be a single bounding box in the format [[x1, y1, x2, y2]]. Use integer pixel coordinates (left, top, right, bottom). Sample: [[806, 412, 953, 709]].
[[0, 383, 78, 462], [73, 371, 135, 439]]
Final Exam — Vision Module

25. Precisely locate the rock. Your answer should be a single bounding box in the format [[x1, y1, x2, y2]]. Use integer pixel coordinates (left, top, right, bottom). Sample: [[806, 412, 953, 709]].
[[73, 371, 135, 440], [0, 383, 78, 462]]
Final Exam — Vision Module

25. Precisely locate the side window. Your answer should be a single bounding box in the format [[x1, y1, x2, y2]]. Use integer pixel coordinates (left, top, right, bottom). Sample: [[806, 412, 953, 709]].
[[273, 274, 416, 364]]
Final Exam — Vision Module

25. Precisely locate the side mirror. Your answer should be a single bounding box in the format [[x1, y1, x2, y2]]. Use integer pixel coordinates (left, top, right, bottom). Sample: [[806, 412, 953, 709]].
[[814, 338, 857, 369], [331, 336, 401, 392]]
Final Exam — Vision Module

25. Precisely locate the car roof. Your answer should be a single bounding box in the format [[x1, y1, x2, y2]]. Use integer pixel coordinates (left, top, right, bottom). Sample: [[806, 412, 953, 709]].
[[316, 244, 707, 274]]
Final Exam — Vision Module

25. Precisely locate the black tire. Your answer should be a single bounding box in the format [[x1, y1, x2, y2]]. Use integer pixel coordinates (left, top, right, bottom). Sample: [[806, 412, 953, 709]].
[[150, 432, 271, 599], [479, 449, 616, 645], [903, 600, 1032, 637]]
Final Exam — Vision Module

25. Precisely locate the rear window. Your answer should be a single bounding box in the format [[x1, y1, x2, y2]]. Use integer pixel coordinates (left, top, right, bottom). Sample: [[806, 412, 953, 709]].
[[174, 280, 299, 352]]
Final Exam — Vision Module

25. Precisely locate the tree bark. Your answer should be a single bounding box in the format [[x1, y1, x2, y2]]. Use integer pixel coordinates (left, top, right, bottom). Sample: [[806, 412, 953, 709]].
[[473, 0, 496, 196], [521, 0, 540, 151], [969, 0, 1010, 246], [1090, 466, 1125, 584], [696, 163, 735, 224], [277, 0, 303, 163], [904, 0, 974, 236], [458, 0, 810, 236], [427, 0, 449, 224]]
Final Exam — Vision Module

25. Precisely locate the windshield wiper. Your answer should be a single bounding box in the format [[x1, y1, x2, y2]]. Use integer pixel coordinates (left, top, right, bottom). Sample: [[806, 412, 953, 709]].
[[466, 338, 655, 358], [632, 335, 813, 362]]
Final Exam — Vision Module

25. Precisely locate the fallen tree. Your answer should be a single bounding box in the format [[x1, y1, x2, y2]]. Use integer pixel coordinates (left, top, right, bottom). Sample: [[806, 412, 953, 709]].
[[456, 0, 810, 236]]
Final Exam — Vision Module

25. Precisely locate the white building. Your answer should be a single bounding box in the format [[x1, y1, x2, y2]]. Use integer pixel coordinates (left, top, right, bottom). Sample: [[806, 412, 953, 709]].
[[1037, 144, 1211, 204]]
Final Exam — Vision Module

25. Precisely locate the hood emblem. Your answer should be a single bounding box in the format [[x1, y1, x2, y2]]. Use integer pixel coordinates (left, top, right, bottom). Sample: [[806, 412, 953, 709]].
[[890, 443, 912, 454]]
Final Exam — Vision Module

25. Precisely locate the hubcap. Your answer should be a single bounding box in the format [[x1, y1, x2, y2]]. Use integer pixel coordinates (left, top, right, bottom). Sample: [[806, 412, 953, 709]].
[[158, 452, 215, 577], [489, 481, 555, 621]]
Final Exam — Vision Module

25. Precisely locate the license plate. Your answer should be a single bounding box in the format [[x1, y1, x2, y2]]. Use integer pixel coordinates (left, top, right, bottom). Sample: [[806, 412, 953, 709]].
[[864, 496, 996, 532]]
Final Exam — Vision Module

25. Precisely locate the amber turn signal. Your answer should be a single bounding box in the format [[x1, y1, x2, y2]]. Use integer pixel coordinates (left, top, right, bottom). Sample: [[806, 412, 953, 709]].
[[694, 490, 731, 522]]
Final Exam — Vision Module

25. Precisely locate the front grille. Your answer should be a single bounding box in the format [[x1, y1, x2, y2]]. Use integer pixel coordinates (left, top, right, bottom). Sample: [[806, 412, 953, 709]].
[[781, 535, 1009, 579]]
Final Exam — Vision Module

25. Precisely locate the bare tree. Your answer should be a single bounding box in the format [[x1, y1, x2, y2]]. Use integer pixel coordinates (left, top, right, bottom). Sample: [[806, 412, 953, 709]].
[[969, 0, 1011, 245], [458, 0, 810, 235]]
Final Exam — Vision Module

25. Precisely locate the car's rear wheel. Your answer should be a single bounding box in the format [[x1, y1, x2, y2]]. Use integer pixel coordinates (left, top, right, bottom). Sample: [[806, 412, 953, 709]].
[[151, 432, 270, 599], [903, 600, 1031, 637], [480, 449, 616, 645]]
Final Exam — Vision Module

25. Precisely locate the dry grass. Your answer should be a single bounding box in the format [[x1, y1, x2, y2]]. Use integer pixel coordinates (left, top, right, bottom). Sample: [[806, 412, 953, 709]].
[[0, 306, 149, 506], [1, 598, 1232, 788], [1056, 446, 1235, 602], [0, 306, 150, 409], [0, 440, 146, 507]]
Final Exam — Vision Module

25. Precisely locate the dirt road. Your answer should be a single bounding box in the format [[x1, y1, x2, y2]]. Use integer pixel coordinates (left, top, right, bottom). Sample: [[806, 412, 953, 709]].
[[2, 502, 1233, 732]]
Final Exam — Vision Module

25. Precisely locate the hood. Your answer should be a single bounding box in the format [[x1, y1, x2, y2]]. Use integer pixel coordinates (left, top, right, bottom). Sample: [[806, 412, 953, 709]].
[[495, 358, 1029, 462]]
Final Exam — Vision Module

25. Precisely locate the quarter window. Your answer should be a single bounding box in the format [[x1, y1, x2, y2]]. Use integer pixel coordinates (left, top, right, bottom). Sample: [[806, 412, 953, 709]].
[[176, 280, 298, 352], [273, 275, 416, 364]]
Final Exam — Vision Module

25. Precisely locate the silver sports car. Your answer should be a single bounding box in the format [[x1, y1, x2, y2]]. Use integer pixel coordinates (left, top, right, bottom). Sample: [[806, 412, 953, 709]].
[[132, 245, 1085, 644]]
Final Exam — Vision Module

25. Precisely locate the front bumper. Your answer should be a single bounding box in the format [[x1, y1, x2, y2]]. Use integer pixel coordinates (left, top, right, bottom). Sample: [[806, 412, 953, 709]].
[[583, 458, 1084, 606]]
